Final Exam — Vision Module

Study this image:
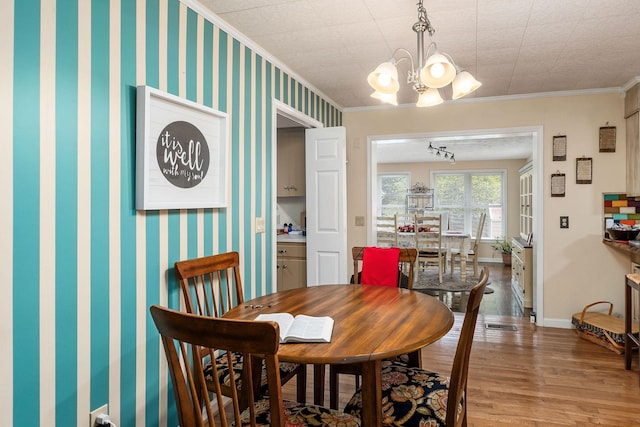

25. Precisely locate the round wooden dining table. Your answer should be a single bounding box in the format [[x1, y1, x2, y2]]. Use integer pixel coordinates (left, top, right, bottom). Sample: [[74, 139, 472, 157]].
[[224, 284, 454, 427]]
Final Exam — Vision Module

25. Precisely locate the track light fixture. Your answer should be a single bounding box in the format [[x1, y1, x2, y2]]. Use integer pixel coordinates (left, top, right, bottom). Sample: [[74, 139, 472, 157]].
[[427, 142, 456, 164], [367, 0, 481, 107]]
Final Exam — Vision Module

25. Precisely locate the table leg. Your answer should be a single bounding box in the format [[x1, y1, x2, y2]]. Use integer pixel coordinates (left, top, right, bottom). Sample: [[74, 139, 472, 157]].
[[626, 277, 632, 370], [360, 359, 382, 427], [313, 364, 325, 405]]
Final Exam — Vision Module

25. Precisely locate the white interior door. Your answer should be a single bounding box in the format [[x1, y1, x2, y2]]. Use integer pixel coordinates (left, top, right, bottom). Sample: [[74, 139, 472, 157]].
[[305, 127, 347, 286]]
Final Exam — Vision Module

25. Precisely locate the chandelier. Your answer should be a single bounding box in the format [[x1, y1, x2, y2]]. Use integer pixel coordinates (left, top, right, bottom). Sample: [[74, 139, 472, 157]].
[[427, 142, 455, 164], [367, 0, 481, 107]]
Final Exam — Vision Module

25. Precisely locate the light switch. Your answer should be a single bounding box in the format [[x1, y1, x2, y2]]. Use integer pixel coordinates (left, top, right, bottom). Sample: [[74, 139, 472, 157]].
[[355, 216, 365, 226], [256, 217, 265, 233]]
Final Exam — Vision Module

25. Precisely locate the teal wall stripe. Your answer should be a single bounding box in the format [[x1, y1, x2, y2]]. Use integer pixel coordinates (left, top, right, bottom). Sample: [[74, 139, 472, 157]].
[[274, 68, 280, 102], [144, 212, 162, 427], [216, 29, 228, 253], [12, 0, 40, 425], [265, 62, 273, 293], [89, 0, 111, 411], [283, 72, 289, 104], [255, 54, 263, 292], [243, 45, 253, 287], [203, 21, 214, 256], [119, 0, 138, 424], [167, 0, 180, 95], [186, 8, 197, 102], [146, 0, 159, 88], [55, 0, 79, 425], [203, 21, 213, 108]]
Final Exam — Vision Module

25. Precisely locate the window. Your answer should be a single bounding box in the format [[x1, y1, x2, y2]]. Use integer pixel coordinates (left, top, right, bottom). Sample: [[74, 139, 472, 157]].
[[431, 170, 506, 239], [377, 173, 409, 215]]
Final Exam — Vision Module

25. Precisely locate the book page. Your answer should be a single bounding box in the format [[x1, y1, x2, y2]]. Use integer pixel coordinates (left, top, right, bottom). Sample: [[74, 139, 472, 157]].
[[284, 315, 334, 343], [255, 313, 294, 343]]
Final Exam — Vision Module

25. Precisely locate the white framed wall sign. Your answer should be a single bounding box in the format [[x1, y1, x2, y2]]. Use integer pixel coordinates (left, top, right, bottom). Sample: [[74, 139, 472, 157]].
[[136, 85, 229, 210]]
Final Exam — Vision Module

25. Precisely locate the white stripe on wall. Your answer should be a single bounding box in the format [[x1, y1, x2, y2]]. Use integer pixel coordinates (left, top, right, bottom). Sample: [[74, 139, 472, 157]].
[[157, 2, 169, 425], [76, 0, 92, 424], [211, 25, 220, 247], [109, 0, 122, 422], [196, 14, 205, 257], [225, 33, 233, 254], [39, 0, 57, 424], [135, 2, 147, 426], [260, 55, 267, 295], [178, 3, 188, 270], [0, 0, 14, 422], [250, 50, 256, 297], [238, 42, 246, 294]]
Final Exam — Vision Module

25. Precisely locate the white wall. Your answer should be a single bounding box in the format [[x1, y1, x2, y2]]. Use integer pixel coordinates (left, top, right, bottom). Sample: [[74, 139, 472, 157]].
[[344, 91, 629, 325]]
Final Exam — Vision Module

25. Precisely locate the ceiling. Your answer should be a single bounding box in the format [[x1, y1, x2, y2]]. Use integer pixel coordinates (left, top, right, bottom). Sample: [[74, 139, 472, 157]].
[[198, 0, 640, 162]]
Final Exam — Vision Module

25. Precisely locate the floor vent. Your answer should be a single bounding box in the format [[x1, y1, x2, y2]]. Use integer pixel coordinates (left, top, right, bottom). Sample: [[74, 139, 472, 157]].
[[485, 323, 518, 331]]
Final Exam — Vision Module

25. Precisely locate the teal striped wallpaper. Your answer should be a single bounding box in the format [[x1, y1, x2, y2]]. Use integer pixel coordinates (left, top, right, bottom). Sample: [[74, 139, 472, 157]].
[[0, 0, 342, 426]]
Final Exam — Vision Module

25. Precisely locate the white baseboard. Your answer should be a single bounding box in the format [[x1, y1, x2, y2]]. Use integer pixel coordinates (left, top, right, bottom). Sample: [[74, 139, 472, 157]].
[[540, 318, 573, 329]]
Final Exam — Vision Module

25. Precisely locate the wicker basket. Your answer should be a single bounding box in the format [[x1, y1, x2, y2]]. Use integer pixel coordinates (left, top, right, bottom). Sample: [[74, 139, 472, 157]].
[[571, 301, 638, 354]]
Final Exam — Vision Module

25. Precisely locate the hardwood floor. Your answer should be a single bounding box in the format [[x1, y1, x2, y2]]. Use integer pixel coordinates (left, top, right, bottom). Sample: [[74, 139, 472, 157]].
[[283, 313, 640, 426], [427, 261, 530, 317]]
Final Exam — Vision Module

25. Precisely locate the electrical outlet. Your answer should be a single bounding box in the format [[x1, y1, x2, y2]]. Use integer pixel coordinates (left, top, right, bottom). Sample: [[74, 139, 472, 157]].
[[90, 404, 108, 427], [560, 216, 569, 229]]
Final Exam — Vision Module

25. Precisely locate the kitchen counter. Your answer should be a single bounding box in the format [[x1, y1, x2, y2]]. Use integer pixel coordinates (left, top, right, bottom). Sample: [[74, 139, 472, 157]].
[[277, 234, 306, 243]]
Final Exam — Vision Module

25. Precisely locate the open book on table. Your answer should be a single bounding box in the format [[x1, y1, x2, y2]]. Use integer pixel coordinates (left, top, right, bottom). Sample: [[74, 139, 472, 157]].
[[255, 313, 334, 343]]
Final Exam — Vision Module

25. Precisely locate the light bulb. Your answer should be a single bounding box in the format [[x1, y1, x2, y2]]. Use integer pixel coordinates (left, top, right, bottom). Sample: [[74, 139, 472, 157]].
[[429, 62, 445, 78], [377, 73, 392, 87]]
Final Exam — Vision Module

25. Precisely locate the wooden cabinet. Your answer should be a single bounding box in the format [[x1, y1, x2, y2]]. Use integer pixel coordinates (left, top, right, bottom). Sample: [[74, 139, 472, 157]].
[[626, 83, 640, 197], [277, 242, 307, 291], [519, 162, 533, 239], [511, 237, 532, 309], [277, 128, 306, 197]]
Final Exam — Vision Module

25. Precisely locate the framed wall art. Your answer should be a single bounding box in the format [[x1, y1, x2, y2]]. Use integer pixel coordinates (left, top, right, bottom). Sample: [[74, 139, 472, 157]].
[[551, 172, 566, 197], [136, 86, 229, 210], [552, 135, 567, 161], [576, 157, 592, 184], [599, 125, 616, 152]]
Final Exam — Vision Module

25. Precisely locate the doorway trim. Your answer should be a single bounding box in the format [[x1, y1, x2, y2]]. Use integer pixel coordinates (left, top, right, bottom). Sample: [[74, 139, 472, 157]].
[[366, 125, 545, 325], [271, 100, 322, 291]]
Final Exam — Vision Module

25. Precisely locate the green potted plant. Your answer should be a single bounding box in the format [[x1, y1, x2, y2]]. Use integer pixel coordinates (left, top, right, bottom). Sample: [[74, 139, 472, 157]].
[[491, 236, 512, 266]]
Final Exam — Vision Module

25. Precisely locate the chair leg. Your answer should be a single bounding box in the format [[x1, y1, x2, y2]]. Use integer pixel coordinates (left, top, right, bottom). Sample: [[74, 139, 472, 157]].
[[313, 364, 324, 405]]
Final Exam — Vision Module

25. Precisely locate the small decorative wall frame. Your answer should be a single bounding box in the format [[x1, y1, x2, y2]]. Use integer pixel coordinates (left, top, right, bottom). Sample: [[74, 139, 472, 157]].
[[599, 124, 616, 152], [136, 86, 229, 210], [576, 157, 592, 184], [552, 135, 567, 161], [551, 172, 566, 197]]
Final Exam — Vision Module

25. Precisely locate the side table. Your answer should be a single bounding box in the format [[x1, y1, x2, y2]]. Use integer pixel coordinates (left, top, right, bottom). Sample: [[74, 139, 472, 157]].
[[625, 273, 640, 384]]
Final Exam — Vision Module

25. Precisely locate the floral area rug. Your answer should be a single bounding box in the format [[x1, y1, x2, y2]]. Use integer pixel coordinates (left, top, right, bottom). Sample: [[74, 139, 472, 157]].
[[412, 270, 494, 294]]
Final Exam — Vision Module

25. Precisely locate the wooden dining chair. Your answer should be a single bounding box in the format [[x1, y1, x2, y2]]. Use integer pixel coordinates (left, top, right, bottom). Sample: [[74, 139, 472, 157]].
[[351, 246, 418, 288], [415, 213, 447, 283], [450, 211, 486, 278], [150, 305, 361, 427], [344, 267, 490, 427], [329, 246, 419, 409], [174, 251, 306, 407]]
